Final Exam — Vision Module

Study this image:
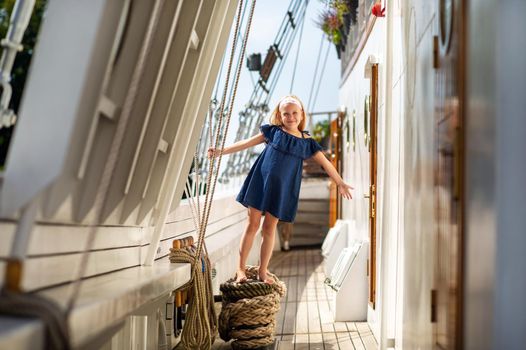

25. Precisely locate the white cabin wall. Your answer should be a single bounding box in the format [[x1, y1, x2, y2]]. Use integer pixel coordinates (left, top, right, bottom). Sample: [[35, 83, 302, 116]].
[[463, 0, 496, 349], [463, 1, 526, 349], [493, 2, 526, 348], [376, 0, 405, 346], [390, 4, 406, 347], [339, 18, 386, 341], [399, 0, 437, 348], [340, 0, 438, 348]]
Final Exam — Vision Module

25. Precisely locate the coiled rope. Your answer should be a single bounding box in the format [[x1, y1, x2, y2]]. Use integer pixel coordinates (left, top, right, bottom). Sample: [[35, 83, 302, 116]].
[[168, 0, 257, 349], [219, 266, 286, 349]]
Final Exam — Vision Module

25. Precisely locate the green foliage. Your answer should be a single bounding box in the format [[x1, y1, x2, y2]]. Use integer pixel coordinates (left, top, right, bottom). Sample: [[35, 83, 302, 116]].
[[319, 0, 350, 19], [0, 0, 47, 111], [312, 119, 330, 143], [0, 0, 47, 168], [316, 8, 343, 45], [316, 0, 353, 45]]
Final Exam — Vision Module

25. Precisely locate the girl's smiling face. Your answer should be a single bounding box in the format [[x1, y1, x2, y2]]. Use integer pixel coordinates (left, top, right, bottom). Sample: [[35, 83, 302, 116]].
[[279, 103, 303, 129]]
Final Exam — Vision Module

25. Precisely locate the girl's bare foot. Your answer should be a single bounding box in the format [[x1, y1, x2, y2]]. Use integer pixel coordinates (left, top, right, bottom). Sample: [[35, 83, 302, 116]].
[[258, 270, 274, 284], [236, 269, 247, 283]]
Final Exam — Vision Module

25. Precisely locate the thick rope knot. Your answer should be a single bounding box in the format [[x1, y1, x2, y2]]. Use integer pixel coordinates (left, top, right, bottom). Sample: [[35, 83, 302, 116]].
[[218, 266, 286, 349]]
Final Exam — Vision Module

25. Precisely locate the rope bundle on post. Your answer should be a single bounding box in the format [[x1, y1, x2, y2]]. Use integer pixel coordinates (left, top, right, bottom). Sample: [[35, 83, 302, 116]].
[[169, 241, 217, 348], [219, 266, 286, 349]]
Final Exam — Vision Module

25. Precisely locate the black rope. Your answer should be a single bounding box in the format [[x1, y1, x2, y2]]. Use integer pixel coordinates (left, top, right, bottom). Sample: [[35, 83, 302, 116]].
[[307, 31, 325, 112], [289, 0, 308, 93], [309, 35, 331, 112]]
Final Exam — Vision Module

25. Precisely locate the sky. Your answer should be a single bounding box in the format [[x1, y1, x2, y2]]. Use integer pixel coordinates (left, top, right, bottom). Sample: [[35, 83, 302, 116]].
[[214, 0, 342, 145]]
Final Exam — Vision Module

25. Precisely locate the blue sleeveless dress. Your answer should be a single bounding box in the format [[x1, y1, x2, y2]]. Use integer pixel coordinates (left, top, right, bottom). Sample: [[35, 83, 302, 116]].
[[236, 123, 324, 222]]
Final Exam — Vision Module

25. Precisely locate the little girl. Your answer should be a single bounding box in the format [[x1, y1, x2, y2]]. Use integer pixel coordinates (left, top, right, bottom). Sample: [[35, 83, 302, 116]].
[[208, 95, 353, 283]]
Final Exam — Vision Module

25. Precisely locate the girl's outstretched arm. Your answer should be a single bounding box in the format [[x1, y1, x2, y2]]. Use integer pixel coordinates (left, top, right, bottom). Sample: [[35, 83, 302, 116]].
[[207, 133, 265, 158], [311, 151, 354, 199]]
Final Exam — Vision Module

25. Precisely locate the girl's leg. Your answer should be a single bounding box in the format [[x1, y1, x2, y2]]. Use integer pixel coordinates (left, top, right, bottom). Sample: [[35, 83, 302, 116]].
[[259, 211, 279, 283], [282, 222, 293, 251], [237, 206, 262, 282]]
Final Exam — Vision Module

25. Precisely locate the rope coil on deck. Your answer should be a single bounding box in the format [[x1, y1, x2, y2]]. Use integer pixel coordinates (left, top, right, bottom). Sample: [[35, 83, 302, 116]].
[[219, 266, 286, 349]]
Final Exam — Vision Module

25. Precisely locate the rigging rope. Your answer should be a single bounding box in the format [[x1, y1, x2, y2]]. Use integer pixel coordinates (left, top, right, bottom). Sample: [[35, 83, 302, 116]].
[[307, 31, 325, 112], [223, 0, 309, 178], [169, 0, 257, 348], [289, 0, 308, 93], [309, 34, 331, 112]]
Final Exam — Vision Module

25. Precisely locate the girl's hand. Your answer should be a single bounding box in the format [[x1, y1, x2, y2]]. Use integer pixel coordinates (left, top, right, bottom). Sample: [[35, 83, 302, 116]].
[[337, 182, 354, 200], [207, 147, 222, 159]]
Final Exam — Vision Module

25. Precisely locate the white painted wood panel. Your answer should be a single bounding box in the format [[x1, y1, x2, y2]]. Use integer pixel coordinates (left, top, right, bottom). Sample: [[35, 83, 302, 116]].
[[40, 258, 190, 348], [0, 0, 117, 217], [1, 194, 246, 292]]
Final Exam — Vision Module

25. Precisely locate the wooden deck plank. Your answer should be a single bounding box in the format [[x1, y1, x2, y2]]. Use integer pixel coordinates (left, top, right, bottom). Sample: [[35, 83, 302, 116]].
[[297, 281, 308, 303], [347, 322, 366, 349], [295, 299, 309, 334], [281, 301, 297, 335], [355, 322, 377, 350], [322, 332, 339, 350], [275, 300, 286, 335], [306, 277, 317, 301], [277, 252, 288, 277], [292, 248, 300, 278], [334, 321, 348, 333], [317, 267, 335, 334], [350, 330, 366, 350], [278, 334, 294, 350], [294, 334, 309, 349], [309, 332, 324, 350], [288, 276, 299, 303], [297, 249, 306, 278], [233, 249, 377, 350], [306, 251, 317, 304], [307, 300, 322, 334], [346, 322, 358, 332], [275, 252, 285, 277], [336, 331, 356, 350], [298, 251, 308, 303]]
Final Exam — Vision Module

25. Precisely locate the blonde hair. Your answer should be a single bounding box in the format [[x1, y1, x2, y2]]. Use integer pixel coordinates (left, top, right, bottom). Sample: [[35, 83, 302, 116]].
[[269, 94, 308, 131]]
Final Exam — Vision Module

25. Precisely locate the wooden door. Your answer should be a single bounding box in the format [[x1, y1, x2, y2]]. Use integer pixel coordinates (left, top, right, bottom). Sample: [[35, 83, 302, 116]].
[[368, 64, 379, 308], [434, 0, 465, 348]]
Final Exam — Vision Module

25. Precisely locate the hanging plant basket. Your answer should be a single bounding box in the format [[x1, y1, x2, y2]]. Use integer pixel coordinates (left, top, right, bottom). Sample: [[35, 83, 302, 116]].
[[316, 0, 360, 59], [335, 44, 342, 59], [348, 0, 359, 25]]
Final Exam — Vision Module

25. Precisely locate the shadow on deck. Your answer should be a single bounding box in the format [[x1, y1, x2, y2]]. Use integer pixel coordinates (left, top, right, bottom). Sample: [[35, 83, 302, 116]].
[[213, 249, 377, 350]]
